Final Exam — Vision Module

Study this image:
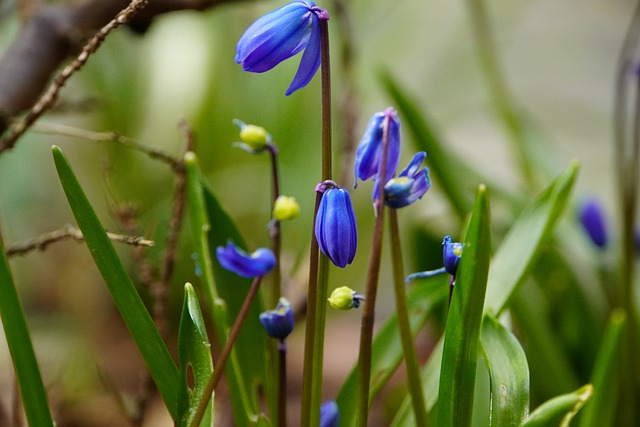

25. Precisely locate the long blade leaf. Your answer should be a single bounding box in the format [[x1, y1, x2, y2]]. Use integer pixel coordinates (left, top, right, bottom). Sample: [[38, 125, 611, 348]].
[[520, 384, 593, 427], [437, 185, 491, 427], [52, 145, 180, 419]]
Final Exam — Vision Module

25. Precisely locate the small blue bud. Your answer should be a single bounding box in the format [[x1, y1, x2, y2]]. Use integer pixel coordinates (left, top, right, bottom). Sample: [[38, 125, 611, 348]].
[[384, 151, 431, 208], [259, 297, 295, 341], [235, 1, 329, 96], [216, 241, 276, 278], [320, 400, 339, 427], [579, 197, 608, 248], [443, 235, 463, 277], [315, 186, 357, 268], [354, 108, 402, 201]]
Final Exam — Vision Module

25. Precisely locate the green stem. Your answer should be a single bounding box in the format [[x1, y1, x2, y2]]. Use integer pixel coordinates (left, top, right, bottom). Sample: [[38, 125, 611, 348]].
[[388, 210, 428, 426], [300, 17, 333, 427], [190, 276, 264, 427], [465, 0, 534, 185], [355, 112, 391, 427], [278, 343, 287, 427], [267, 144, 282, 423]]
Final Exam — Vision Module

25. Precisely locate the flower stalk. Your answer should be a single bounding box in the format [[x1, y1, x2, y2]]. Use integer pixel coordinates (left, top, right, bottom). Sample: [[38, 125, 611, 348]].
[[301, 17, 333, 427], [388, 209, 428, 425], [355, 112, 391, 427]]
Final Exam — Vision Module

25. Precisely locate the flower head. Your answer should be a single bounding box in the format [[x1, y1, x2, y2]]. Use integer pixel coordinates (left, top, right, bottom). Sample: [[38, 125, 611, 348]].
[[273, 195, 300, 221], [233, 119, 272, 152], [328, 286, 364, 310], [443, 235, 463, 277], [384, 151, 431, 208], [235, 1, 329, 96], [315, 184, 357, 268], [216, 241, 276, 278], [354, 108, 401, 198], [320, 400, 339, 427], [259, 297, 295, 341], [579, 196, 608, 248]]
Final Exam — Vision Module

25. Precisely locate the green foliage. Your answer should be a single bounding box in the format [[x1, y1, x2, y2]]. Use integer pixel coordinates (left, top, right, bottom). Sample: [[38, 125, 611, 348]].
[[520, 384, 593, 427], [437, 185, 491, 427], [178, 283, 213, 426], [52, 145, 180, 420], [0, 236, 54, 427]]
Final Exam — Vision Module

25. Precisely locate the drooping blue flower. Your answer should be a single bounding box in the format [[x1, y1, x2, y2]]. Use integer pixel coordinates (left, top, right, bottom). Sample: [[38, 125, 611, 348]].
[[216, 241, 276, 278], [443, 235, 463, 276], [259, 297, 295, 341], [235, 0, 329, 96], [405, 235, 463, 283], [320, 400, 339, 427], [354, 108, 402, 200], [315, 186, 357, 268], [384, 151, 431, 208], [579, 197, 608, 248]]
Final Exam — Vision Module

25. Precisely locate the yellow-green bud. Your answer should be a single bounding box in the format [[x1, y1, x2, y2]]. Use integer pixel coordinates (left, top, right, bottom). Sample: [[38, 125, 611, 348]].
[[328, 286, 364, 310], [239, 124, 269, 151], [273, 195, 300, 221]]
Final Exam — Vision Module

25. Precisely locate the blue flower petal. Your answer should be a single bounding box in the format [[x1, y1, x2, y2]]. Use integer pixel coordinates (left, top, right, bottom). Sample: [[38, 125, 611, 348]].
[[399, 151, 427, 178], [320, 400, 339, 427], [259, 297, 295, 340], [216, 242, 276, 278], [579, 197, 608, 248], [315, 187, 357, 268], [285, 11, 322, 95], [354, 112, 385, 182], [443, 235, 463, 277]]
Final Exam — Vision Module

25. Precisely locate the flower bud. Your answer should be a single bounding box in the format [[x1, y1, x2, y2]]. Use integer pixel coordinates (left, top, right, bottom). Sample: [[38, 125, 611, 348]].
[[315, 187, 358, 268], [328, 286, 364, 310], [579, 197, 608, 248], [273, 195, 300, 221], [233, 119, 272, 153], [320, 400, 339, 427], [259, 298, 294, 340], [443, 235, 463, 277]]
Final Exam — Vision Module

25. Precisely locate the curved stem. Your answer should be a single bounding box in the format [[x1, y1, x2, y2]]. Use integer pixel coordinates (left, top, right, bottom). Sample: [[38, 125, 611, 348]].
[[388, 210, 428, 426], [190, 276, 263, 427]]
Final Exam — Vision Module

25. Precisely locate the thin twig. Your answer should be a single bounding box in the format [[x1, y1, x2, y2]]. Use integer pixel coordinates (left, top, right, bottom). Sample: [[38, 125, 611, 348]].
[[35, 123, 182, 170], [0, 0, 150, 153], [5, 224, 153, 257]]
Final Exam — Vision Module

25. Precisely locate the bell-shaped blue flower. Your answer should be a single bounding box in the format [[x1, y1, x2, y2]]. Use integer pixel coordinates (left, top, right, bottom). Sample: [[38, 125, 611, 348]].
[[315, 186, 357, 268], [235, 1, 329, 96], [579, 197, 608, 248], [354, 108, 402, 198], [443, 235, 463, 277], [384, 151, 431, 208], [216, 241, 276, 278], [259, 297, 295, 341], [320, 400, 339, 427]]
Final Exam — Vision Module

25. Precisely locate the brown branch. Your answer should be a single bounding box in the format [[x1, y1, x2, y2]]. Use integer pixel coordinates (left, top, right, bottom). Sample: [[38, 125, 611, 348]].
[[5, 224, 153, 257], [0, 0, 236, 151]]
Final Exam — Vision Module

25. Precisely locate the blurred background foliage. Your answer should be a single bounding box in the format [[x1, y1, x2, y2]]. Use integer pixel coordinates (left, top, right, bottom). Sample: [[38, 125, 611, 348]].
[[0, 0, 635, 425]]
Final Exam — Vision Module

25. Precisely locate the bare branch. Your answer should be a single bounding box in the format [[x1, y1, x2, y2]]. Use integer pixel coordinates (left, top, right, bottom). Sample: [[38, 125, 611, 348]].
[[5, 224, 154, 257]]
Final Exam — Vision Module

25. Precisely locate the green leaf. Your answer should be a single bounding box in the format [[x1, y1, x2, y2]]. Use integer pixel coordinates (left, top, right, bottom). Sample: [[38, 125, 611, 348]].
[[484, 161, 579, 316], [336, 279, 448, 426], [0, 235, 55, 427], [52, 145, 180, 420], [178, 283, 214, 427], [578, 309, 626, 427], [184, 152, 259, 426], [520, 384, 593, 427], [438, 185, 491, 427], [481, 314, 530, 426]]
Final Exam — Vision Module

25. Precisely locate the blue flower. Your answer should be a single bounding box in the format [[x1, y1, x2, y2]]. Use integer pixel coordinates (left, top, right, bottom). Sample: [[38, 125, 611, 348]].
[[354, 108, 401, 199], [320, 400, 339, 427], [235, 1, 329, 96], [259, 297, 295, 341], [315, 186, 357, 268], [216, 241, 276, 278], [443, 235, 463, 276], [405, 235, 463, 283], [384, 151, 431, 208], [579, 197, 608, 248]]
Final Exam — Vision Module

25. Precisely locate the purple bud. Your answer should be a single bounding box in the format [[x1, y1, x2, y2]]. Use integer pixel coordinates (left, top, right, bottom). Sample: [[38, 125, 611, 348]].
[[443, 235, 463, 277], [315, 187, 357, 268], [579, 197, 608, 248], [259, 298, 294, 340], [320, 400, 339, 427]]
